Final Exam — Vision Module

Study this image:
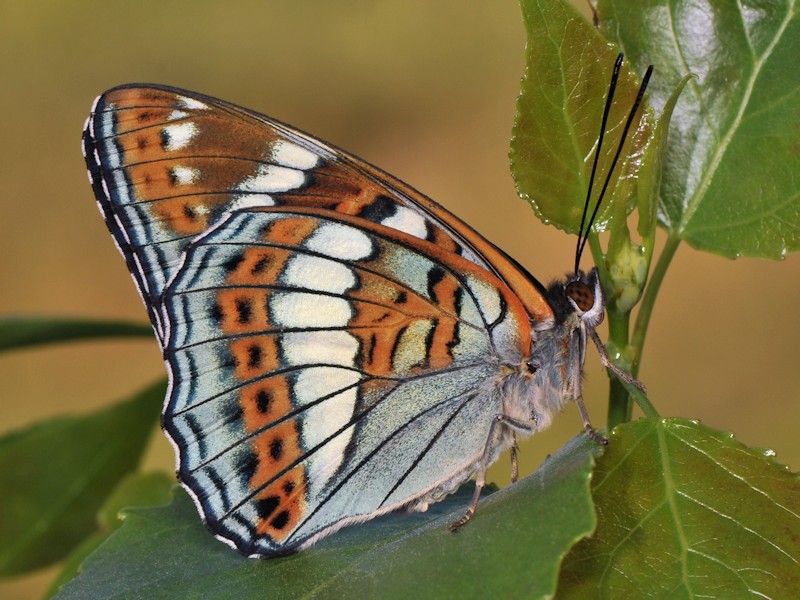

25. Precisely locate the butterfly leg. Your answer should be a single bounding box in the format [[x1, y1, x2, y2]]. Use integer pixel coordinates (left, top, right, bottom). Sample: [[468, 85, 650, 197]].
[[510, 437, 519, 484], [588, 329, 646, 393], [575, 397, 609, 445], [449, 414, 535, 532]]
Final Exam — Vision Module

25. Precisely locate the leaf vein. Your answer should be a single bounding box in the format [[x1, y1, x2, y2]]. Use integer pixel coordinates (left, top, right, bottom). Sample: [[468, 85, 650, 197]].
[[678, 4, 795, 232], [679, 490, 799, 565]]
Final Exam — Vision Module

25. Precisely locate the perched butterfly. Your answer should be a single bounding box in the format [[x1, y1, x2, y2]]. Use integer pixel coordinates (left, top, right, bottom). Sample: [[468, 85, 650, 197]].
[[83, 55, 649, 558]]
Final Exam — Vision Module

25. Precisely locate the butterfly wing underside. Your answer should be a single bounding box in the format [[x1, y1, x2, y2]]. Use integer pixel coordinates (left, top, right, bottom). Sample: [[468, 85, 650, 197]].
[[162, 207, 531, 555], [82, 85, 551, 557]]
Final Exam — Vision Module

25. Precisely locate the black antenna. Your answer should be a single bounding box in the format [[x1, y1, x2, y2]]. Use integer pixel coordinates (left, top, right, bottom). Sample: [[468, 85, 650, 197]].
[[574, 55, 654, 274], [574, 53, 623, 274]]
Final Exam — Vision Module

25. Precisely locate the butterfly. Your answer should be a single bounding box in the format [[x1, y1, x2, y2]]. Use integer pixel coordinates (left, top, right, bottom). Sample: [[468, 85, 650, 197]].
[[82, 54, 649, 558]]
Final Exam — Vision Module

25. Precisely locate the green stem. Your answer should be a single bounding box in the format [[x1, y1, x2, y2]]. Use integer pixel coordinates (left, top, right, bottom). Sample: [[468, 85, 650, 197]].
[[604, 232, 681, 426], [605, 253, 634, 427], [589, 233, 635, 427], [589, 228, 680, 426], [630, 232, 681, 376], [587, 233, 607, 282], [606, 234, 679, 424], [606, 339, 633, 427], [621, 375, 660, 420]]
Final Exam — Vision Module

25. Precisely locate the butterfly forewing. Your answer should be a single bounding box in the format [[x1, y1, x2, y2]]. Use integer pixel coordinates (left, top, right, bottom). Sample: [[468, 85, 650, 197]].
[[83, 85, 554, 343], [161, 207, 531, 555]]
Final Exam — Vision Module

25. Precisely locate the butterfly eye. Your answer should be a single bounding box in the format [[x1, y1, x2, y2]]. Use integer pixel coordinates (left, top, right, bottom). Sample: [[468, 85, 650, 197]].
[[566, 280, 594, 312]]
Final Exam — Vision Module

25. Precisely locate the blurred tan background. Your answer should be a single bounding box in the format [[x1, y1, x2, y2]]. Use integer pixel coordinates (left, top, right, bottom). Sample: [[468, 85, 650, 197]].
[[2, 1, 798, 596]]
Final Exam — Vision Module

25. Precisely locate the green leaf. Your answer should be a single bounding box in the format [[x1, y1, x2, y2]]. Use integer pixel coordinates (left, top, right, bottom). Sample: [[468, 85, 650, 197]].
[[48, 472, 174, 598], [96, 471, 174, 532], [55, 435, 600, 599], [0, 316, 152, 353], [511, 0, 651, 234], [598, 0, 800, 258], [46, 532, 107, 600], [0, 379, 165, 575], [558, 418, 800, 597]]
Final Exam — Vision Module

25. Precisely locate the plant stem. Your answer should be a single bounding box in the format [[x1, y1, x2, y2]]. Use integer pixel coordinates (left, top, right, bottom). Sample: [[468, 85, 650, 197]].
[[606, 364, 632, 426], [606, 304, 633, 427], [606, 233, 679, 426], [621, 375, 661, 420], [587, 233, 608, 283], [588, 233, 634, 427], [590, 230, 681, 426], [630, 232, 681, 375]]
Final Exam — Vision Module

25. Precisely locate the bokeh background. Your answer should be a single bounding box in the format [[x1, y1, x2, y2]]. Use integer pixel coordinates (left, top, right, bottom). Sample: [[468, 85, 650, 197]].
[[2, 1, 798, 596]]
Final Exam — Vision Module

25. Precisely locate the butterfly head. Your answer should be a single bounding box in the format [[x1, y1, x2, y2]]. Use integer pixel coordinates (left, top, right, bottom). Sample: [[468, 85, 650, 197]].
[[564, 268, 605, 328], [545, 268, 605, 330]]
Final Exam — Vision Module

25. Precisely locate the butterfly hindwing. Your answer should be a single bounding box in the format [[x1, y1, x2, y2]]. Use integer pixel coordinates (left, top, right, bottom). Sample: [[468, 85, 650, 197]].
[[83, 85, 554, 342], [161, 207, 531, 555]]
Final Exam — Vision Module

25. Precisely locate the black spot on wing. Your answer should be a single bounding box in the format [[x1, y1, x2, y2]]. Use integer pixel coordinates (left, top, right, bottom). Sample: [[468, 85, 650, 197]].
[[219, 397, 244, 425], [209, 302, 223, 323], [221, 347, 237, 370], [270, 510, 290, 530], [423, 220, 437, 244], [269, 438, 284, 461], [256, 389, 271, 414], [247, 344, 262, 369], [363, 332, 377, 368], [183, 203, 198, 222], [238, 450, 259, 483], [256, 495, 280, 520], [252, 255, 271, 274], [426, 266, 446, 301], [388, 324, 409, 372], [159, 128, 170, 150], [235, 297, 253, 324], [423, 318, 438, 367], [448, 322, 461, 353], [223, 252, 245, 274], [357, 195, 399, 223], [454, 286, 464, 316]]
